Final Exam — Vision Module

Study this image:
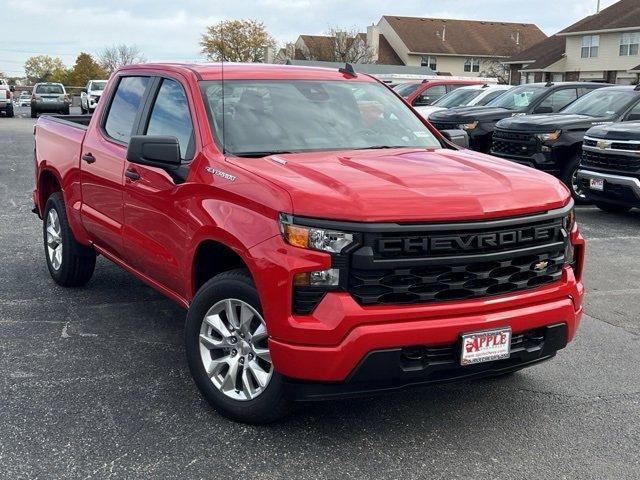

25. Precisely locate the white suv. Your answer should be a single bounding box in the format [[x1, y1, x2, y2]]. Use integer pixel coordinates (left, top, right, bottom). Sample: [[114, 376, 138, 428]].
[[415, 84, 512, 120], [0, 79, 14, 117], [80, 80, 107, 114]]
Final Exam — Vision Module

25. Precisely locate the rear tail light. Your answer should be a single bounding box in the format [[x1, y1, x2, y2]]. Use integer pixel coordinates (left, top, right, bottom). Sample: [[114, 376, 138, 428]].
[[63, 95, 70, 103], [5, 90, 10, 99], [31, 95, 36, 102]]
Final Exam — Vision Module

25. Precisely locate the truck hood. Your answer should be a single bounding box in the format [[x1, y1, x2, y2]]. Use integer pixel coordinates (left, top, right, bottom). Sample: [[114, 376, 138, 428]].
[[429, 106, 516, 124], [496, 113, 609, 132], [586, 121, 640, 141], [415, 106, 446, 118], [229, 148, 569, 222]]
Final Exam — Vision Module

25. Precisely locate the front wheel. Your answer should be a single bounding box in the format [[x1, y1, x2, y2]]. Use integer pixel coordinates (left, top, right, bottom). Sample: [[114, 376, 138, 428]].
[[561, 156, 588, 204], [185, 269, 290, 424], [43, 192, 96, 286], [595, 202, 632, 213]]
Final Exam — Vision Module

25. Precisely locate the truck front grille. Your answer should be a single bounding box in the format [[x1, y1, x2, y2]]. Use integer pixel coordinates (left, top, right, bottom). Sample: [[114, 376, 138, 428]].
[[431, 121, 459, 131], [347, 216, 567, 306], [581, 150, 640, 173], [491, 129, 537, 158]]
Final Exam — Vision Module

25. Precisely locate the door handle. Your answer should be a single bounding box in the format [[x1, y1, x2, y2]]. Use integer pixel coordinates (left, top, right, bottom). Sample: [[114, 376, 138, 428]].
[[81, 153, 95, 164], [125, 169, 140, 181]]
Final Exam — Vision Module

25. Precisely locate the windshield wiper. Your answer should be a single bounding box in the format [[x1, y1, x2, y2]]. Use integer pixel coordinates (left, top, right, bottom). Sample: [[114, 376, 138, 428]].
[[350, 145, 410, 150], [231, 150, 296, 158]]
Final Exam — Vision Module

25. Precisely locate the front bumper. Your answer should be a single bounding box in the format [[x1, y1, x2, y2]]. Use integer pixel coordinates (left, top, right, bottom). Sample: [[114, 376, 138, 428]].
[[577, 169, 640, 206], [490, 150, 561, 175], [249, 230, 585, 384]]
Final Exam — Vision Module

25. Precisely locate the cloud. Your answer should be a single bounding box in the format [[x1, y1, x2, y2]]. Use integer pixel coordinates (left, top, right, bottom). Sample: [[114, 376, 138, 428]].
[[1, 0, 624, 77]]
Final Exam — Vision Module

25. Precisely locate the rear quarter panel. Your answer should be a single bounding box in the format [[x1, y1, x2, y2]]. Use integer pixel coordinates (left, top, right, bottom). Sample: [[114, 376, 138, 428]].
[[35, 116, 90, 244]]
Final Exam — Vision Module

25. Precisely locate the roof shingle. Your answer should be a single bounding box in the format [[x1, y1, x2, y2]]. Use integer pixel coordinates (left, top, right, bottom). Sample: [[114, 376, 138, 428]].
[[382, 16, 547, 57], [560, 0, 640, 34], [505, 35, 566, 70]]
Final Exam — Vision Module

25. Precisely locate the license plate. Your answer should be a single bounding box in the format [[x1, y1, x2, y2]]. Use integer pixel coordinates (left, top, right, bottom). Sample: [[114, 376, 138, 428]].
[[460, 328, 511, 366], [589, 178, 604, 191], [44, 98, 55, 102]]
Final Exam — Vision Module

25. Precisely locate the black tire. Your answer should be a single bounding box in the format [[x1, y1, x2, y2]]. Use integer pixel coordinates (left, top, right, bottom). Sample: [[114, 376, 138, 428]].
[[61, 107, 70, 115], [43, 192, 96, 287], [561, 155, 589, 204], [595, 202, 632, 213], [6, 105, 14, 118], [185, 269, 291, 424], [30, 108, 37, 118], [80, 104, 87, 114]]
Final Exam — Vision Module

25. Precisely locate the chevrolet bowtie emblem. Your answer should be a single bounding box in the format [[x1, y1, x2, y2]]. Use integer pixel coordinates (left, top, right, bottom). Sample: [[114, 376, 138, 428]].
[[533, 260, 549, 271], [597, 140, 611, 150]]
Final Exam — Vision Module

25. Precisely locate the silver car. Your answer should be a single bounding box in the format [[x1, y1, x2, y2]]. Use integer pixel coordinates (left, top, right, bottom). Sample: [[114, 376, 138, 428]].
[[31, 83, 70, 118]]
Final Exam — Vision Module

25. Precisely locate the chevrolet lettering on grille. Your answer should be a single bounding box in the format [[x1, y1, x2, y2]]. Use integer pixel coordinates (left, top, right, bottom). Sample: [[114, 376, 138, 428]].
[[377, 225, 560, 255]]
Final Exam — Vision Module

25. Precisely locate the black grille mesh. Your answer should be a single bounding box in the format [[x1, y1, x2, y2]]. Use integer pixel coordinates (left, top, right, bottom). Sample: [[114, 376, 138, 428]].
[[581, 150, 640, 173], [491, 129, 537, 158], [349, 251, 564, 306]]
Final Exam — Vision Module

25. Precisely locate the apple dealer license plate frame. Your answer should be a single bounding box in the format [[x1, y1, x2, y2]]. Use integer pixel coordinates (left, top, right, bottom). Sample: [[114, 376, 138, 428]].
[[460, 328, 512, 366]]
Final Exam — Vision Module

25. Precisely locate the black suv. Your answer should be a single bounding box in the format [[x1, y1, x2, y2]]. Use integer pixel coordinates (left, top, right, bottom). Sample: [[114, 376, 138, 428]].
[[577, 121, 640, 213], [429, 82, 608, 154], [490, 86, 640, 202]]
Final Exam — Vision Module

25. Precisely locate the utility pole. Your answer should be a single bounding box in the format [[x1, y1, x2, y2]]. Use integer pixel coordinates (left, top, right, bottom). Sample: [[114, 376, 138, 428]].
[[597, 0, 601, 13]]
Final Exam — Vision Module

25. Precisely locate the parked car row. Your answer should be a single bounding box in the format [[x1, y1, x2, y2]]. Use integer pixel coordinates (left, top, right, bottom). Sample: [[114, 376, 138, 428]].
[[403, 80, 640, 212], [1, 78, 107, 118]]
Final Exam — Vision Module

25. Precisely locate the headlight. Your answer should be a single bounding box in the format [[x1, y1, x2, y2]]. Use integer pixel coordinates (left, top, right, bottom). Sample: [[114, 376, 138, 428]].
[[279, 214, 354, 253], [563, 207, 576, 233], [535, 130, 562, 142], [459, 121, 478, 131]]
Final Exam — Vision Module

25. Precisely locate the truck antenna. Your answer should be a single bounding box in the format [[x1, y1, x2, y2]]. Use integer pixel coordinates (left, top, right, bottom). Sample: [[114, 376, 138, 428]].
[[338, 63, 357, 78], [221, 34, 226, 155]]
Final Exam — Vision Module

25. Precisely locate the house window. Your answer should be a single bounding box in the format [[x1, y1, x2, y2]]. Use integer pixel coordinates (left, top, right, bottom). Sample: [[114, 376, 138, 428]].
[[581, 35, 599, 58], [421, 56, 437, 70], [464, 58, 480, 73], [620, 32, 640, 56]]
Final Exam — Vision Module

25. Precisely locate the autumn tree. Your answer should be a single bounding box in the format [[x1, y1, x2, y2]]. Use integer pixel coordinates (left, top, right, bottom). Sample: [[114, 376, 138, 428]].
[[480, 60, 510, 84], [200, 19, 277, 62], [305, 28, 374, 63], [98, 44, 146, 74], [24, 55, 66, 83], [69, 53, 107, 86]]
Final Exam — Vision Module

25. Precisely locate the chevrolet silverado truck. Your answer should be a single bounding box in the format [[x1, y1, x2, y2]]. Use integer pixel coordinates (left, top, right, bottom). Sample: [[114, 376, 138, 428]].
[[429, 82, 608, 154], [32, 63, 585, 424], [577, 122, 640, 212], [490, 85, 640, 202]]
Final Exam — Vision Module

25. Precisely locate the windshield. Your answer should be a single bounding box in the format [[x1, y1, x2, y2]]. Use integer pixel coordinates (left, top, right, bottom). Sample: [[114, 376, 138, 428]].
[[392, 82, 421, 98], [433, 88, 482, 108], [487, 85, 546, 110], [560, 89, 635, 117], [36, 84, 64, 94], [90, 81, 107, 91], [201, 80, 442, 156]]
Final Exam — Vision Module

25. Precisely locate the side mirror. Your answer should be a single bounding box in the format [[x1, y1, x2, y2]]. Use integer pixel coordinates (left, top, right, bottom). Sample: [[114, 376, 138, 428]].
[[441, 129, 469, 149], [9, 86, 15, 92], [81, 88, 87, 94], [533, 106, 553, 114], [126, 136, 181, 170], [413, 96, 431, 107]]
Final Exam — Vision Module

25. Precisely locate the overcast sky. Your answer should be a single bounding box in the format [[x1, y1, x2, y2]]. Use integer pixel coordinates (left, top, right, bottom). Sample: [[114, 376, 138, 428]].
[[2, 0, 619, 77]]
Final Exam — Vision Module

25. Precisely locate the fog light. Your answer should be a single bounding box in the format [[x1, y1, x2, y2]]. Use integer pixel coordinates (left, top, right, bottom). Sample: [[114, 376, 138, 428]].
[[293, 269, 340, 286]]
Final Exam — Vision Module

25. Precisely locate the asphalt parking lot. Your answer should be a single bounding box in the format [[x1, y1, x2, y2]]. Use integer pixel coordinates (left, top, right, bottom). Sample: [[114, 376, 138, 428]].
[[1, 106, 640, 479]]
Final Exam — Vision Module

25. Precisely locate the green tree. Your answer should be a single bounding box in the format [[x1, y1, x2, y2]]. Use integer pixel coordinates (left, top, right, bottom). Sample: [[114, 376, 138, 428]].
[[200, 19, 276, 62], [24, 55, 66, 83], [69, 53, 107, 86]]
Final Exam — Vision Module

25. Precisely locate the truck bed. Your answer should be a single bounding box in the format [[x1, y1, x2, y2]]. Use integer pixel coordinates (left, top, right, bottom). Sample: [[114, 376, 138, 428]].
[[39, 114, 92, 129]]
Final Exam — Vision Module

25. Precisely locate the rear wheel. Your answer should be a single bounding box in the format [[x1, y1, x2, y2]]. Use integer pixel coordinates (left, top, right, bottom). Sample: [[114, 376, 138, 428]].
[[6, 105, 14, 118], [561, 155, 588, 204], [43, 192, 96, 287], [595, 202, 632, 213], [185, 269, 290, 424], [30, 108, 37, 118]]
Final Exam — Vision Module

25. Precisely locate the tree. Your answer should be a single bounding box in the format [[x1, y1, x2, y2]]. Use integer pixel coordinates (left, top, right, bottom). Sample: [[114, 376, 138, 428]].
[[200, 19, 277, 62], [97, 44, 145, 75], [480, 60, 510, 84], [69, 53, 107, 86], [302, 28, 374, 64], [24, 55, 66, 83]]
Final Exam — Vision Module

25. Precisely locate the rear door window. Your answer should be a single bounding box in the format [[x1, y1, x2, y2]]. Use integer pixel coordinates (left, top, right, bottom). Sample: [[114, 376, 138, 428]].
[[145, 78, 195, 160], [414, 85, 447, 106], [539, 88, 579, 112], [104, 76, 151, 144]]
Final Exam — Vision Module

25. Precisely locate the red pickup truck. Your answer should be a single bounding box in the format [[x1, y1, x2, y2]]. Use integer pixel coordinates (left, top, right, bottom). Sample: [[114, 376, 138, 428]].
[[33, 63, 584, 423]]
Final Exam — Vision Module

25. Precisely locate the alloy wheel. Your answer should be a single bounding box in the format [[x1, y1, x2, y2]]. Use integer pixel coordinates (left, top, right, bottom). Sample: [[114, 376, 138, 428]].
[[46, 209, 63, 270], [199, 299, 273, 401]]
